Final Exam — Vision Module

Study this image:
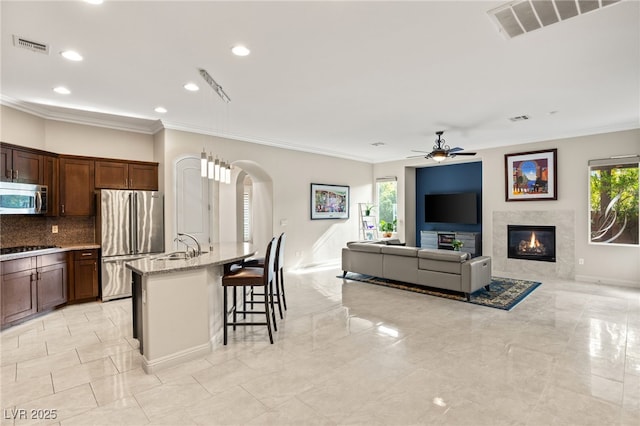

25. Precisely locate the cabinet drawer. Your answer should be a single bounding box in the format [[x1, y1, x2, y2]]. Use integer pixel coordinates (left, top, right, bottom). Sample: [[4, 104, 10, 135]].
[[39, 252, 68, 267], [73, 250, 98, 261], [1, 257, 35, 275]]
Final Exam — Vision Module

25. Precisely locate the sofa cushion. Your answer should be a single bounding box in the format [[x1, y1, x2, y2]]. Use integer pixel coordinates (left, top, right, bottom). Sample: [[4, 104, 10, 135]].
[[419, 258, 462, 275], [381, 246, 418, 257], [346, 242, 384, 253], [418, 248, 470, 262]]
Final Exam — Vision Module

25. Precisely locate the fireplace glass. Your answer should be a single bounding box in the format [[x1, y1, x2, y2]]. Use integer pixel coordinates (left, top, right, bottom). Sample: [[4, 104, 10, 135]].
[[507, 225, 556, 262]]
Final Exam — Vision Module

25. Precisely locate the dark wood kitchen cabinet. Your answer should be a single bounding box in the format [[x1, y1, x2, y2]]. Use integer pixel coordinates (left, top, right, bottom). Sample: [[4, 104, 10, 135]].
[[1, 146, 44, 184], [1, 252, 67, 327], [68, 249, 99, 302], [1, 257, 36, 325], [36, 253, 68, 311], [43, 155, 59, 216], [95, 160, 158, 190], [59, 157, 95, 216]]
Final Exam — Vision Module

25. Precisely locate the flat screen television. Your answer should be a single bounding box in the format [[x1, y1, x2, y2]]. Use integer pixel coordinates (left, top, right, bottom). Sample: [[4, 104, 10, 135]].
[[425, 192, 478, 224]]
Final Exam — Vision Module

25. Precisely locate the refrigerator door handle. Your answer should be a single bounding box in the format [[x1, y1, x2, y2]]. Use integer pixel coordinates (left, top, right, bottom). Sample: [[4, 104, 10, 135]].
[[130, 192, 136, 254]]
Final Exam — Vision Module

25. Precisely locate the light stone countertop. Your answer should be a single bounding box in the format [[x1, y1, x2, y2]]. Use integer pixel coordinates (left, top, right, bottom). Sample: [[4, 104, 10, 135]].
[[0, 244, 101, 261], [125, 242, 256, 276]]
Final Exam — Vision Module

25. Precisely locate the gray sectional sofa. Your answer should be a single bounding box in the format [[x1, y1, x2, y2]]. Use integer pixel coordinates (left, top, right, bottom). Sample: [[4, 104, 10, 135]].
[[341, 241, 492, 301]]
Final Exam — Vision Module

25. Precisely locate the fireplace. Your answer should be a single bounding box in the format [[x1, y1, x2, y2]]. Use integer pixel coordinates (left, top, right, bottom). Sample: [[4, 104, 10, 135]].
[[507, 225, 556, 262]]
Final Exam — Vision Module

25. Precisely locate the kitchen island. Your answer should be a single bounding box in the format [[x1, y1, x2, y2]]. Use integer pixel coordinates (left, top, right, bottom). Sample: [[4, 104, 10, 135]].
[[125, 242, 255, 373]]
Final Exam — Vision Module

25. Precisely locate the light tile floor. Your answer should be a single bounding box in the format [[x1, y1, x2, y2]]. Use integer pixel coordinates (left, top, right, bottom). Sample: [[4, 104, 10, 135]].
[[1, 266, 639, 425]]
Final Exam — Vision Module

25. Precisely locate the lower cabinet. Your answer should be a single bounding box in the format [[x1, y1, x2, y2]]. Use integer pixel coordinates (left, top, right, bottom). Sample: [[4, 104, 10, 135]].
[[1, 253, 67, 326], [68, 249, 99, 302]]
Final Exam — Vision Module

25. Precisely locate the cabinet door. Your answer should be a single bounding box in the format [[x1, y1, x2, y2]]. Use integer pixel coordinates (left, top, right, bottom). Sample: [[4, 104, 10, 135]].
[[60, 158, 95, 216], [0, 147, 11, 182], [95, 161, 129, 189], [1, 270, 37, 325], [44, 155, 59, 216], [74, 259, 99, 300], [12, 150, 43, 184], [37, 262, 67, 311], [128, 163, 158, 190]]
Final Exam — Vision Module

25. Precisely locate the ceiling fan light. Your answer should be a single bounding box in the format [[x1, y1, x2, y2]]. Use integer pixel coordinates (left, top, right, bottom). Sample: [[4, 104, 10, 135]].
[[432, 151, 448, 162]]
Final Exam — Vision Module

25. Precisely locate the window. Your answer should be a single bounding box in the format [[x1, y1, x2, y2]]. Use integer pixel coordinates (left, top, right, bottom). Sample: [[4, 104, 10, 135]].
[[589, 156, 639, 245], [376, 178, 397, 231]]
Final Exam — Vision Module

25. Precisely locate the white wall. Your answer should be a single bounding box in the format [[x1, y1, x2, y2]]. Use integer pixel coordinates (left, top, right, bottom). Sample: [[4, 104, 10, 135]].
[[160, 128, 373, 269], [1, 106, 155, 161], [374, 129, 640, 287], [1, 105, 46, 149]]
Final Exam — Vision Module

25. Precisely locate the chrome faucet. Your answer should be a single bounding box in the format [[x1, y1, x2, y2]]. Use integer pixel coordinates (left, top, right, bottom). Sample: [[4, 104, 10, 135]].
[[176, 233, 202, 257]]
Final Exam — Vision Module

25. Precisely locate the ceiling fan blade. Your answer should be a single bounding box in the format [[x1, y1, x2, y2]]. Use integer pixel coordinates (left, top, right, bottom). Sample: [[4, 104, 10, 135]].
[[407, 154, 428, 159], [410, 149, 430, 153], [453, 152, 477, 156], [449, 147, 465, 153]]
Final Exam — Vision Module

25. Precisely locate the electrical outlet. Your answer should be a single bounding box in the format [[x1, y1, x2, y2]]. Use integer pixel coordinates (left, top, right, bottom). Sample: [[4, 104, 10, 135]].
[[578, 258, 584, 265], [51, 225, 58, 234]]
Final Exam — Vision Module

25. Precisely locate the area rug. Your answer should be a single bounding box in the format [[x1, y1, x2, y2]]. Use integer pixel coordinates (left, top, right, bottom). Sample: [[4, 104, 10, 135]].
[[340, 273, 541, 311]]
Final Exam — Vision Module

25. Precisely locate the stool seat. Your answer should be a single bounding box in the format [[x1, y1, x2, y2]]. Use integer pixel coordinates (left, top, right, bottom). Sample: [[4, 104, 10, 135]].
[[222, 267, 263, 286]]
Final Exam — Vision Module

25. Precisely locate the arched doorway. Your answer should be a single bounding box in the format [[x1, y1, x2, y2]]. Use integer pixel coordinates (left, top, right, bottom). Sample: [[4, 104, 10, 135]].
[[219, 160, 273, 256]]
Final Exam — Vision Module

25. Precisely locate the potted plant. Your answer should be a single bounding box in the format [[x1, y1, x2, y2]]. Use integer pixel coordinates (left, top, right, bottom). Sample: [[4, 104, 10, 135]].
[[380, 219, 396, 238], [452, 239, 464, 251], [364, 204, 375, 216]]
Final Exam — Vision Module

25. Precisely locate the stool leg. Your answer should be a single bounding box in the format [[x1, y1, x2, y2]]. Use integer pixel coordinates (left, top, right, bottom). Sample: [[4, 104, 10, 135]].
[[280, 268, 287, 311], [242, 287, 247, 319], [275, 273, 284, 319], [223, 286, 228, 345], [270, 280, 278, 331], [233, 287, 238, 330], [264, 284, 274, 344]]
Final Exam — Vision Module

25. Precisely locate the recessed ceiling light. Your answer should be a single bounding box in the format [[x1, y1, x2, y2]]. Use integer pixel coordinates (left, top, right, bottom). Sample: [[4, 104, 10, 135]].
[[184, 82, 199, 92], [154, 106, 167, 113], [53, 86, 71, 95], [61, 50, 83, 61], [85, 0, 104, 4], [231, 45, 250, 57]]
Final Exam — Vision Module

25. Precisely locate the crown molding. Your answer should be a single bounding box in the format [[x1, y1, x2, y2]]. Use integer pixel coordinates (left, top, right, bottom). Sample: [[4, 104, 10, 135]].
[[1, 96, 161, 135], [1, 96, 375, 163]]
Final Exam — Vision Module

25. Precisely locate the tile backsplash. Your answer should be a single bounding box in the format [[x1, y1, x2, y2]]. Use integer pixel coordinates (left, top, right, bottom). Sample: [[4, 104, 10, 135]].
[[0, 215, 95, 247]]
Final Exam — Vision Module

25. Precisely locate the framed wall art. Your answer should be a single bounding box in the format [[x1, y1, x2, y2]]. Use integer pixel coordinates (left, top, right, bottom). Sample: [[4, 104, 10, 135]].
[[310, 183, 350, 220], [505, 149, 557, 201]]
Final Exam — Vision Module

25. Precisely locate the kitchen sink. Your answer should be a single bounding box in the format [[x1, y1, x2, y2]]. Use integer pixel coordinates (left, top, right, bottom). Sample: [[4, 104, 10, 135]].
[[153, 250, 208, 261], [153, 251, 190, 261]]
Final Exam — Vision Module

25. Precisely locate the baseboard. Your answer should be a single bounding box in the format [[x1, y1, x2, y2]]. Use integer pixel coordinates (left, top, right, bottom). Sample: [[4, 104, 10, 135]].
[[142, 343, 211, 374], [575, 274, 640, 289]]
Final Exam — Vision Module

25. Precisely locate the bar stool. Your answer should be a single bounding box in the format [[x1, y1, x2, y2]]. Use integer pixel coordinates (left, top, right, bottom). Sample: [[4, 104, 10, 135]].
[[244, 232, 287, 319], [222, 237, 277, 345]]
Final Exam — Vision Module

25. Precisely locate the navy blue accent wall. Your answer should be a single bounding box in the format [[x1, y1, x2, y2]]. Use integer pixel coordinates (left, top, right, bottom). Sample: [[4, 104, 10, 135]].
[[416, 161, 482, 245]]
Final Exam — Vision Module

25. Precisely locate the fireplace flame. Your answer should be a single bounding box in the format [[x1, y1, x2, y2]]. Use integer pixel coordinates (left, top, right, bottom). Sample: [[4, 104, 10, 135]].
[[529, 232, 538, 248]]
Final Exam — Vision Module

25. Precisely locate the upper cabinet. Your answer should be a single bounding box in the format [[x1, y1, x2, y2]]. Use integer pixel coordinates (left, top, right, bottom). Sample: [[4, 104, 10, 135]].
[[43, 155, 59, 217], [59, 157, 95, 216], [1, 146, 44, 184], [95, 160, 158, 190]]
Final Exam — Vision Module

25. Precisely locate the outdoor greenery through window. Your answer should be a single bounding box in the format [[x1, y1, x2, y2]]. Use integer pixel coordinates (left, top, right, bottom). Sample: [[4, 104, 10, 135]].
[[376, 178, 397, 232], [589, 156, 639, 245]]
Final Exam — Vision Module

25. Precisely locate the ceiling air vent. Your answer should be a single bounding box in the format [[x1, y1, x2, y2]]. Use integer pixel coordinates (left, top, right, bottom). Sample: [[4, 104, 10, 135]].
[[509, 115, 530, 122], [12, 35, 49, 54], [488, 0, 621, 39]]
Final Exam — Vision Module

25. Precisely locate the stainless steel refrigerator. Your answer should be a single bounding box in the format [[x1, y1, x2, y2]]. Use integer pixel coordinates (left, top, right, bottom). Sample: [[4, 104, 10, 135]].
[[97, 190, 164, 301]]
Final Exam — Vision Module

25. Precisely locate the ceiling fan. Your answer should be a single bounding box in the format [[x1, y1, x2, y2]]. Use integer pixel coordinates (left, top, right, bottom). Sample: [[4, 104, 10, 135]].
[[409, 131, 476, 162]]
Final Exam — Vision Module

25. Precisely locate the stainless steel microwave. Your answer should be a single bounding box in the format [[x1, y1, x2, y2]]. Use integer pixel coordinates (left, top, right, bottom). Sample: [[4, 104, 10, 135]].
[[0, 182, 48, 214]]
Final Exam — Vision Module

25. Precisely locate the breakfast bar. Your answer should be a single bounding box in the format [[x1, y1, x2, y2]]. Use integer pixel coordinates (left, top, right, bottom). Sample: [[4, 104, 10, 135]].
[[125, 242, 255, 373]]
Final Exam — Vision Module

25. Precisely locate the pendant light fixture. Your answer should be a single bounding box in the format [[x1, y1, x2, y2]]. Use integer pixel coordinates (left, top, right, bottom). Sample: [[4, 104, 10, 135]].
[[198, 68, 233, 183], [200, 149, 208, 177]]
